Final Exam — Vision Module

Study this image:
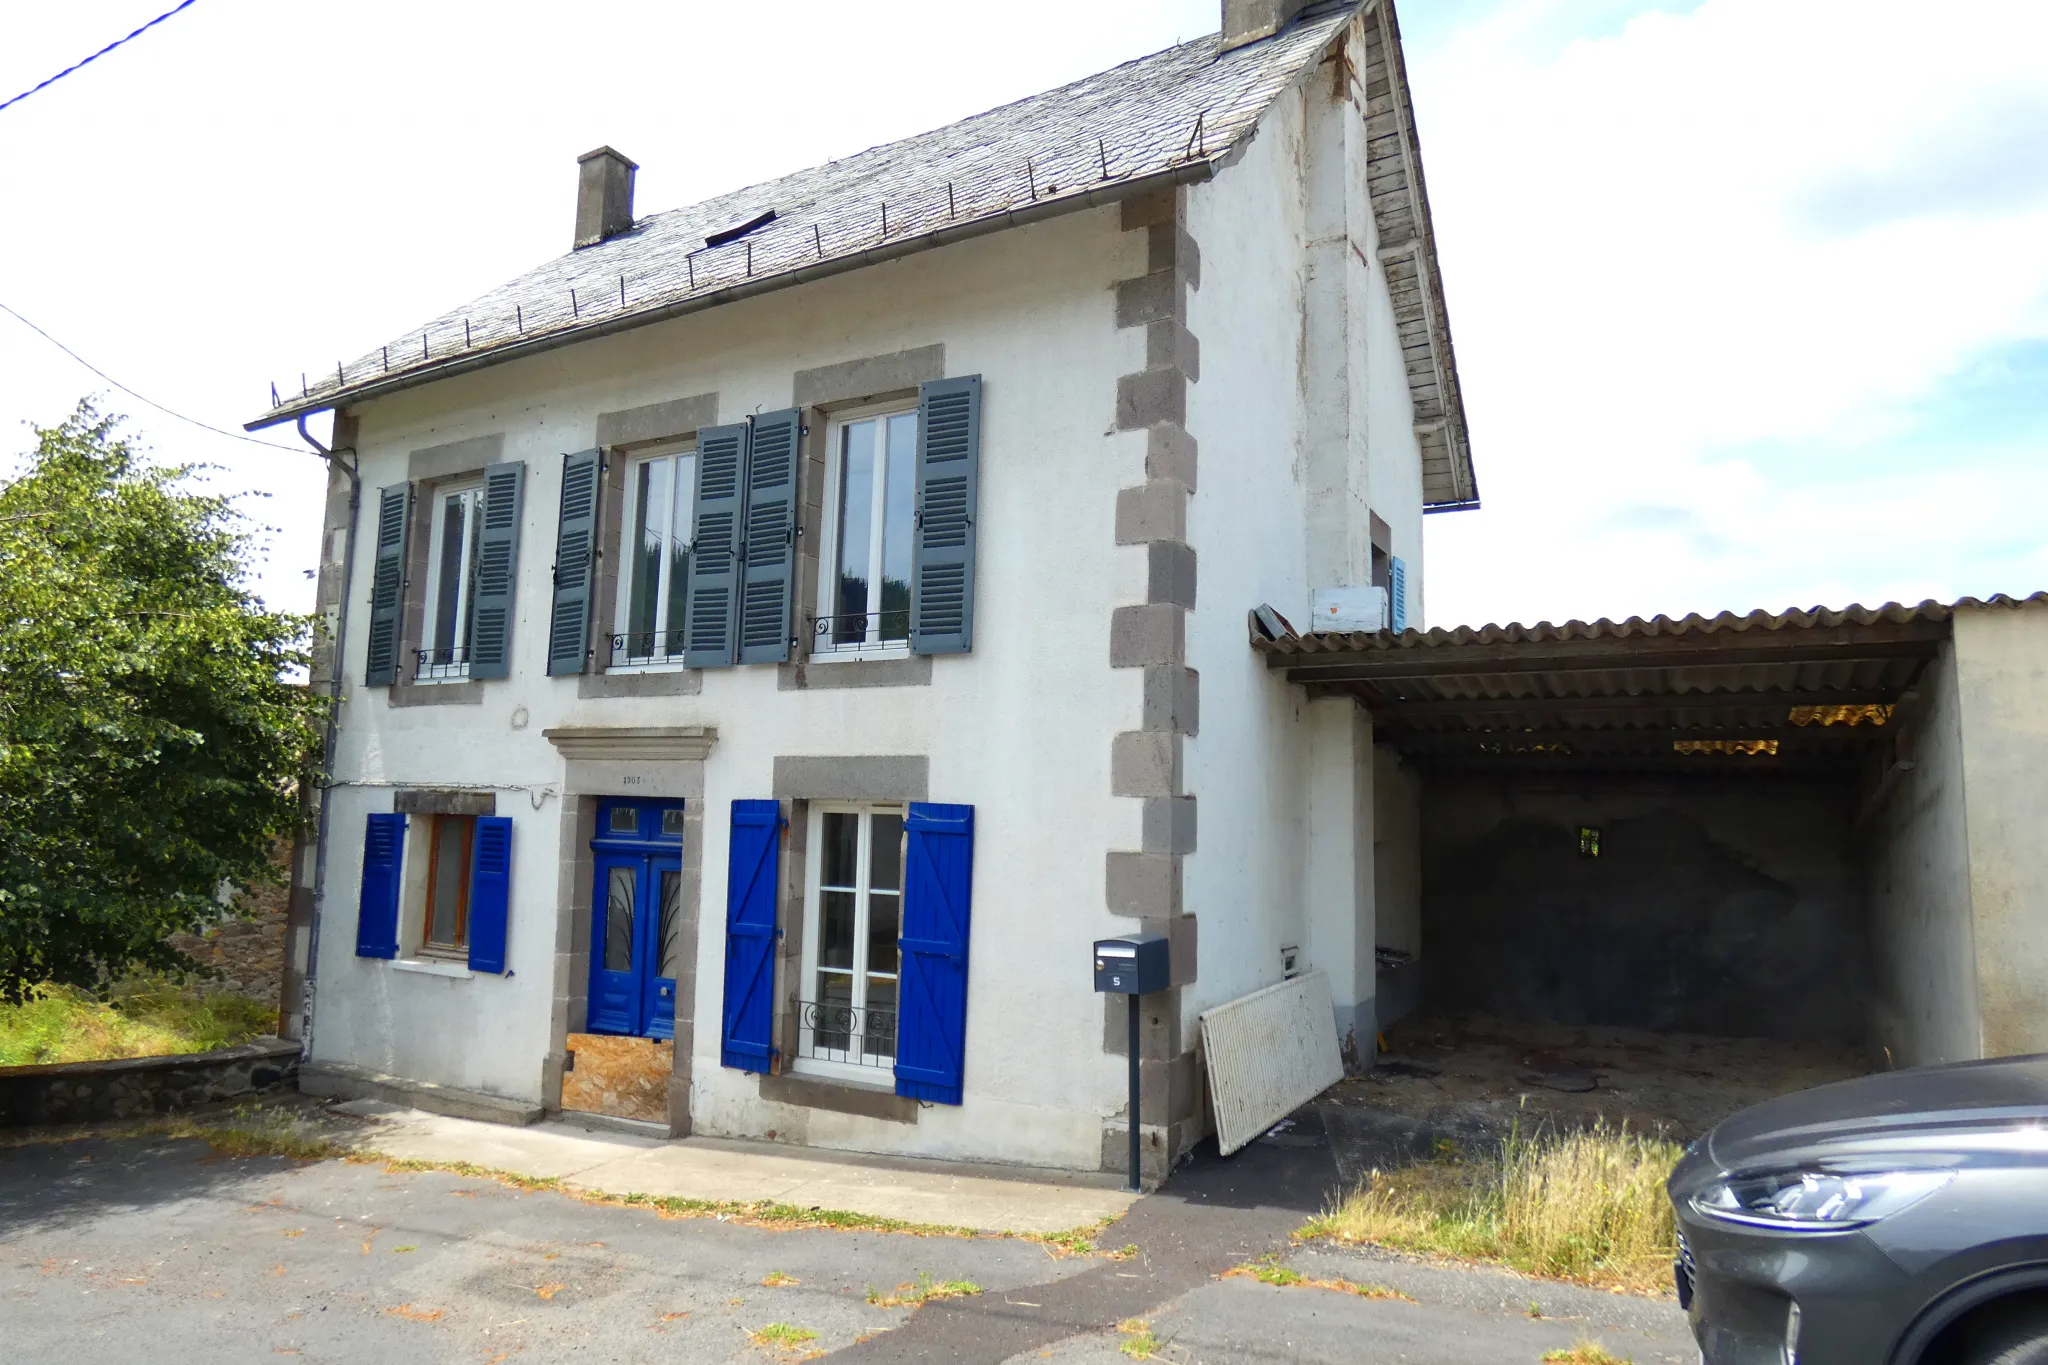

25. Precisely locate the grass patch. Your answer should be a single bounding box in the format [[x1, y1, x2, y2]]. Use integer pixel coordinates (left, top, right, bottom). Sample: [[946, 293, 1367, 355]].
[[864, 1271, 983, 1308], [1224, 1258, 1415, 1302], [1117, 1319, 1162, 1358], [1300, 1119, 1683, 1295], [156, 1105, 347, 1161], [749, 1321, 820, 1355], [0, 980, 273, 1066], [1543, 1341, 1632, 1364], [762, 1269, 799, 1287]]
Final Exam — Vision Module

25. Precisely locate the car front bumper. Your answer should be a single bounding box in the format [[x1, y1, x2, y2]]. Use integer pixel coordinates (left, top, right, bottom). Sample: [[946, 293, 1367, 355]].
[[1674, 1210, 1919, 1365]]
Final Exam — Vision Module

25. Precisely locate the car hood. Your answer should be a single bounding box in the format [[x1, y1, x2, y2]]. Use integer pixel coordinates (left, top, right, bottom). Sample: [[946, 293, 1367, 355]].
[[1708, 1053, 2048, 1171]]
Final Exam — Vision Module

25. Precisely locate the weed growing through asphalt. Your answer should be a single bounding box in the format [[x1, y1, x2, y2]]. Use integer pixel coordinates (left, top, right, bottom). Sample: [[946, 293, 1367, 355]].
[[1543, 1341, 1633, 1364], [1224, 1256, 1415, 1301], [865, 1271, 984, 1308], [1117, 1319, 1162, 1359], [749, 1321, 820, 1356], [761, 1270, 799, 1287], [1301, 1118, 1682, 1295]]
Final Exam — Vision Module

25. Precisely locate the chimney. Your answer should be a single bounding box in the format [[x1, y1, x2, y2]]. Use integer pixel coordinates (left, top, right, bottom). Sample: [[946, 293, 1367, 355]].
[[574, 146, 638, 249], [1219, 0, 1309, 53]]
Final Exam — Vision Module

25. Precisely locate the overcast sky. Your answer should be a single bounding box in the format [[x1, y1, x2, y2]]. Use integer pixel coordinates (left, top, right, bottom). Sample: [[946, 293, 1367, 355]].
[[3, 0, 2043, 629]]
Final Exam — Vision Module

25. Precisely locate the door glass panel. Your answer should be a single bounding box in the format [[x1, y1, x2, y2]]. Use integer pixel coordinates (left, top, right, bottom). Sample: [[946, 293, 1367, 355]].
[[660, 807, 686, 838], [604, 864, 635, 972], [879, 414, 915, 642], [657, 869, 683, 979], [834, 422, 875, 641], [609, 806, 638, 834]]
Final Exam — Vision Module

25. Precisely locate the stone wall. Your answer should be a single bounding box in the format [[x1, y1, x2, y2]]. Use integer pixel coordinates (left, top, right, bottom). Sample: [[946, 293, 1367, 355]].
[[0, 1039, 301, 1128], [168, 848, 290, 1010]]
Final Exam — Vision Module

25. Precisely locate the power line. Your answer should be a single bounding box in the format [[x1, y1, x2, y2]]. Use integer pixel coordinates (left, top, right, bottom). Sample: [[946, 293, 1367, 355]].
[[0, 300, 304, 453], [0, 0, 203, 116]]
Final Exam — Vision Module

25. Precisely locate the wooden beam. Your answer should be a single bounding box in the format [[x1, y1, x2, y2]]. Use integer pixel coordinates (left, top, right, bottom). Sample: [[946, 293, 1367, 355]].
[[1266, 629, 1947, 679]]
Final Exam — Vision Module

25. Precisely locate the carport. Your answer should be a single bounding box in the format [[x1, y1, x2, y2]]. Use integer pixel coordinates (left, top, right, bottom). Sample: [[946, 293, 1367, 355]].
[[1253, 600, 2045, 1073]]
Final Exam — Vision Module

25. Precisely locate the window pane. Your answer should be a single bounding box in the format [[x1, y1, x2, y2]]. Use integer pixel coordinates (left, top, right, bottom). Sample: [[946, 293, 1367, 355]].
[[879, 414, 915, 642], [609, 806, 638, 834], [814, 971, 854, 1053], [657, 869, 684, 979], [818, 889, 856, 970], [627, 459, 669, 655], [868, 812, 904, 893], [867, 891, 899, 978], [428, 814, 473, 946], [659, 808, 686, 838], [834, 422, 875, 641], [819, 812, 858, 889], [663, 454, 694, 654], [432, 494, 468, 654], [604, 865, 636, 972], [862, 975, 898, 1060]]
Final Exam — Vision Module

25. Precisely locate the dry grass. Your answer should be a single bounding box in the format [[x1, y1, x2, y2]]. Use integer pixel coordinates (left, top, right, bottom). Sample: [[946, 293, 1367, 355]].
[[1543, 1341, 1633, 1363], [1223, 1259, 1416, 1301], [865, 1272, 983, 1308], [1116, 1319, 1162, 1358], [0, 981, 273, 1066], [1301, 1120, 1683, 1295], [749, 1321, 821, 1357]]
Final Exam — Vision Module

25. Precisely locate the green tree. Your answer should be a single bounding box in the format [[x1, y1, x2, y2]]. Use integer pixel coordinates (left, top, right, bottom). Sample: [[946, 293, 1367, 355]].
[[0, 403, 325, 1000]]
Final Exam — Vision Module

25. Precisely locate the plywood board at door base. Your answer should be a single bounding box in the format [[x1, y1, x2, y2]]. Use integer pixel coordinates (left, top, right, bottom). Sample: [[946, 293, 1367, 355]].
[[1199, 971, 1343, 1156], [561, 1033, 672, 1124]]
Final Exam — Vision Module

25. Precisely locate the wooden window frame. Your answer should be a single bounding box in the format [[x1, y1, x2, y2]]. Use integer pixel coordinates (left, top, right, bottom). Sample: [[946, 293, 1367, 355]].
[[422, 812, 477, 954]]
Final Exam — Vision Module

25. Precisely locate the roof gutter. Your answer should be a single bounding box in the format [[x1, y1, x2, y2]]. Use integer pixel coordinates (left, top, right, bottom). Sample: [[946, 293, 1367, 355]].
[[248, 157, 1223, 432]]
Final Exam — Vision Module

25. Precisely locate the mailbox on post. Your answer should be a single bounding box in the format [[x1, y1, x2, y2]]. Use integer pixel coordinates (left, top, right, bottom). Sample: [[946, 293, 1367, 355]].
[[1094, 934, 1169, 996], [1094, 932, 1169, 1192]]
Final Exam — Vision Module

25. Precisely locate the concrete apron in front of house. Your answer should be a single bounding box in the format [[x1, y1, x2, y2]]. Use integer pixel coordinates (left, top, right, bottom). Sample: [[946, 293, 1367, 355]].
[[331, 1099, 1135, 1236]]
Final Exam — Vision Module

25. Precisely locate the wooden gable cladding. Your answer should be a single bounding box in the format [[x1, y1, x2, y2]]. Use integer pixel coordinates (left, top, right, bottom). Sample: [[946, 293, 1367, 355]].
[[1354, 2, 1477, 510]]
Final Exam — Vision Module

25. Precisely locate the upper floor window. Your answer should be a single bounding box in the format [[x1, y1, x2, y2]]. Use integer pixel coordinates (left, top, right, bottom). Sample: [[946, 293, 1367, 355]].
[[420, 482, 483, 680], [814, 410, 915, 659], [613, 445, 697, 668]]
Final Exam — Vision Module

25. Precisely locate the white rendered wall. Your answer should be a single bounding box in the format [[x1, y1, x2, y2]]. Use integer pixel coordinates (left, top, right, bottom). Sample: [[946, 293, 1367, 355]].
[[312, 205, 1154, 1171]]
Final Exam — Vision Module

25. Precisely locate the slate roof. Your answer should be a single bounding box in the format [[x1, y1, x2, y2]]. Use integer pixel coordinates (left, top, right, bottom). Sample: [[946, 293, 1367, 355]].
[[249, 5, 1359, 432]]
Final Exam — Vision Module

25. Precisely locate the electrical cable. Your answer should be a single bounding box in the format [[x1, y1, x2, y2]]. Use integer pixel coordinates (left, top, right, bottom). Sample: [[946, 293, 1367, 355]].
[[0, 0, 203, 115], [0, 299, 303, 453]]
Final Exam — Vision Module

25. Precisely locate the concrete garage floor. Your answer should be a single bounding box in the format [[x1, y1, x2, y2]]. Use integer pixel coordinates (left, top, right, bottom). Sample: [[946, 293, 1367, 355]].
[[0, 1100, 1692, 1364]]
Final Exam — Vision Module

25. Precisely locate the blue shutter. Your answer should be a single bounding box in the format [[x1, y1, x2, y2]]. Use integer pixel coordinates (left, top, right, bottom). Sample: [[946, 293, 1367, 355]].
[[910, 376, 981, 655], [364, 485, 412, 686], [686, 423, 749, 668], [738, 409, 801, 665], [895, 802, 974, 1105], [356, 813, 405, 959], [547, 449, 603, 676], [468, 462, 525, 679], [1389, 556, 1408, 633], [720, 800, 782, 1073], [466, 816, 513, 973]]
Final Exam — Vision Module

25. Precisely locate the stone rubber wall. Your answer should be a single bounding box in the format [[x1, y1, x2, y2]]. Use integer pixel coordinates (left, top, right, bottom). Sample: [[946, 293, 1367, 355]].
[[0, 1038, 301, 1128]]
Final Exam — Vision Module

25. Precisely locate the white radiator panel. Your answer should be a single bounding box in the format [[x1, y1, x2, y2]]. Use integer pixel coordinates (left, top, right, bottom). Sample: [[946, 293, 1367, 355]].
[[1199, 972, 1344, 1157]]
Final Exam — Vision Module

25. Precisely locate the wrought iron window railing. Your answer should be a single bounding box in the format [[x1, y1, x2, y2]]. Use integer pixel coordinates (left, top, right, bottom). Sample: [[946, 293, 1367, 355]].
[[414, 645, 471, 680], [809, 610, 911, 654], [610, 630, 688, 667], [796, 999, 897, 1068]]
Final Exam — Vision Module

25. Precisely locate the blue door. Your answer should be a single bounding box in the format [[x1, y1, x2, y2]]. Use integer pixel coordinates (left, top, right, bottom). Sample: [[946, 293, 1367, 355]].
[[588, 800, 687, 1039]]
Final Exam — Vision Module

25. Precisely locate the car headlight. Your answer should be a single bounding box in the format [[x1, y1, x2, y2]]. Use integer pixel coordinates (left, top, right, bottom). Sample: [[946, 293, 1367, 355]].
[[1690, 1168, 1954, 1230]]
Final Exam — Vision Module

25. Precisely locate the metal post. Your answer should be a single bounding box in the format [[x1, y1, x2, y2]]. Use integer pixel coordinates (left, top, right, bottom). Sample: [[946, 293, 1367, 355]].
[[1127, 992, 1141, 1192]]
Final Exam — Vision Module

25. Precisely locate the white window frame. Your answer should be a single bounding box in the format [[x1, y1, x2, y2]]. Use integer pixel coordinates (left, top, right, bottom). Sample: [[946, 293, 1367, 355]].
[[812, 403, 918, 663], [610, 441, 698, 671], [793, 801, 905, 1085], [419, 480, 484, 681]]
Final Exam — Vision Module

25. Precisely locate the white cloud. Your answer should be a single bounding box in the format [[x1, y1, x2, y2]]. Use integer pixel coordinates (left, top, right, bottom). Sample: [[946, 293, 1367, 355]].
[[1414, 0, 2048, 626]]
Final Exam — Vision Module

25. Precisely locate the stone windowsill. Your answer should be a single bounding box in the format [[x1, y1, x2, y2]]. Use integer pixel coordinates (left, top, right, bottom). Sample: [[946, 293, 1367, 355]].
[[390, 956, 473, 980]]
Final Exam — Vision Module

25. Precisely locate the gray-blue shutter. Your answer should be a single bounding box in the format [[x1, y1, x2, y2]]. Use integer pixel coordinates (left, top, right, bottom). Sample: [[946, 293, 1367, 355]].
[[738, 408, 801, 666], [364, 483, 412, 686], [1389, 556, 1408, 633], [467, 461, 525, 679], [911, 376, 981, 656], [685, 422, 748, 668], [546, 449, 603, 676]]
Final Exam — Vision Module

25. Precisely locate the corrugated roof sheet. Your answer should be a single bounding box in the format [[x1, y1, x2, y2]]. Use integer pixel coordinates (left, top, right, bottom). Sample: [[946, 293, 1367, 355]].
[[250, 7, 1358, 430]]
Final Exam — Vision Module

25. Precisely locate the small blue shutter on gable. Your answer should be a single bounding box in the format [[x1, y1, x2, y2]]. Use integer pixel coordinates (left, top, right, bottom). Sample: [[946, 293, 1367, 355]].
[[547, 449, 604, 676], [468, 462, 525, 679], [1389, 556, 1409, 633], [720, 800, 782, 1073], [895, 803, 974, 1105], [910, 376, 981, 656], [686, 424, 749, 668], [466, 816, 513, 973], [356, 813, 405, 959]]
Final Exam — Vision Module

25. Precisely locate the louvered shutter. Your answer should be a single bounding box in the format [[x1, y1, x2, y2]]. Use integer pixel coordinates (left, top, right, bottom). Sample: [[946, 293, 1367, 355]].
[[355, 813, 405, 959], [1389, 556, 1408, 633], [364, 485, 412, 685], [686, 423, 748, 668], [910, 377, 981, 655], [547, 449, 603, 676], [720, 800, 782, 1073], [738, 408, 800, 665], [467, 462, 525, 679], [466, 816, 513, 973], [895, 802, 974, 1105]]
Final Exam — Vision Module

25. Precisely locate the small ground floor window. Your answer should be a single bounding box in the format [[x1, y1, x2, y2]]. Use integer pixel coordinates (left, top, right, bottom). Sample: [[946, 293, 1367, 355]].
[[423, 813, 476, 952], [796, 803, 904, 1080]]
